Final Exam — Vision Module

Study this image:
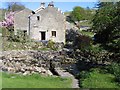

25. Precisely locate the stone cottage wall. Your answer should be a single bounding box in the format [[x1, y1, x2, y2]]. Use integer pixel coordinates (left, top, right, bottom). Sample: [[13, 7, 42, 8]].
[[30, 7, 66, 43], [14, 8, 32, 35]]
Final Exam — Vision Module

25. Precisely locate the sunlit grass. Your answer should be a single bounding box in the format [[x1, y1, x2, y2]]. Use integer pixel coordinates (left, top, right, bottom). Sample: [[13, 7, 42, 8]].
[[1, 72, 72, 88], [81, 69, 120, 88], [79, 30, 94, 38]]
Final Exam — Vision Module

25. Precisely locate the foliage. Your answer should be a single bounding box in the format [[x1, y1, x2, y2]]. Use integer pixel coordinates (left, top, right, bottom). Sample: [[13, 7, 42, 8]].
[[1, 72, 72, 88], [12, 30, 28, 42], [0, 28, 2, 33], [47, 40, 58, 50], [3, 40, 46, 51], [0, 9, 7, 21], [79, 68, 119, 88], [7, 2, 25, 11], [70, 6, 94, 22], [2, 27, 11, 37], [70, 6, 85, 22], [92, 2, 120, 52], [73, 34, 92, 50], [79, 30, 94, 38], [106, 63, 120, 82], [66, 29, 119, 65], [68, 6, 95, 29], [0, 11, 14, 30], [79, 20, 92, 27]]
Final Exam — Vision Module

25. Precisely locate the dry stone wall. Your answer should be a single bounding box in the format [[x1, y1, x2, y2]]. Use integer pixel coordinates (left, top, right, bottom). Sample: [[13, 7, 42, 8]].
[[1, 50, 75, 75]]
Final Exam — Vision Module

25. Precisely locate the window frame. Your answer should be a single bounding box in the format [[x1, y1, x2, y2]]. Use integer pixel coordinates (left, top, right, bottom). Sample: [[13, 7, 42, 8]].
[[52, 31, 56, 37]]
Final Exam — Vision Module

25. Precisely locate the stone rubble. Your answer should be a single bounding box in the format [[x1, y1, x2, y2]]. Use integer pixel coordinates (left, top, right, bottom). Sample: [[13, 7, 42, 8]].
[[1, 50, 74, 76]]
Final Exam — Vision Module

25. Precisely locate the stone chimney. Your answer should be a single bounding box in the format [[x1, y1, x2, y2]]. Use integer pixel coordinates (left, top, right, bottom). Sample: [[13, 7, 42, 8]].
[[48, 1, 54, 7], [40, 2, 45, 9]]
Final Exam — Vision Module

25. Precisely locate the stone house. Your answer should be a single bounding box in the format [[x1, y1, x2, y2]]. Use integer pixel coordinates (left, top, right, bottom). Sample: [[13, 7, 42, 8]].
[[14, 8, 32, 35], [14, 2, 66, 43]]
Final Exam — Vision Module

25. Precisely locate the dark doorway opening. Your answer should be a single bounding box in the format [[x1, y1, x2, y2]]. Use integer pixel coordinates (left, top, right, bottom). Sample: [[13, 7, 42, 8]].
[[41, 32, 46, 40]]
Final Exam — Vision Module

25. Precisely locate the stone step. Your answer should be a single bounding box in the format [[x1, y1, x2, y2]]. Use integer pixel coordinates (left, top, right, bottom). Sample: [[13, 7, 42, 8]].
[[55, 67, 79, 88]]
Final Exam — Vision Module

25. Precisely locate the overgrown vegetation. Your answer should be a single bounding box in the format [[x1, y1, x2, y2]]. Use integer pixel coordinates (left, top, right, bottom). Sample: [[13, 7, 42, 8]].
[[1, 72, 72, 88], [106, 63, 120, 83], [0, 28, 2, 33], [1, 29, 59, 51], [47, 40, 58, 50], [66, 2, 120, 88], [92, 2, 120, 52], [78, 68, 120, 88], [66, 6, 95, 28]]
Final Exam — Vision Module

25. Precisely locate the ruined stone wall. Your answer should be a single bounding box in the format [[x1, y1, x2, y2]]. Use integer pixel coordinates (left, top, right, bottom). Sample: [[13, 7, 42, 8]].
[[1, 50, 71, 75]]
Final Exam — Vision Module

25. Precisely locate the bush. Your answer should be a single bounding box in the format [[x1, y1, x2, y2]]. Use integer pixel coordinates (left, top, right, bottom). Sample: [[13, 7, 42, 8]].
[[77, 71, 90, 79], [47, 40, 58, 50], [7, 30, 29, 43], [107, 63, 120, 82], [73, 34, 92, 50], [79, 68, 119, 88]]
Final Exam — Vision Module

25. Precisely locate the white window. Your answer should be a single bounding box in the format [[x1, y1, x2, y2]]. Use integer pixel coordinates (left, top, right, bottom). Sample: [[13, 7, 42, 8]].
[[52, 31, 56, 37]]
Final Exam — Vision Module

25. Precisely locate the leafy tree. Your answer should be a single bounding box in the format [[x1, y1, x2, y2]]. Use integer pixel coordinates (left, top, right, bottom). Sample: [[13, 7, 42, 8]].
[[70, 6, 85, 22], [84, 7, 94, 20], [92, 2, 120, 52]]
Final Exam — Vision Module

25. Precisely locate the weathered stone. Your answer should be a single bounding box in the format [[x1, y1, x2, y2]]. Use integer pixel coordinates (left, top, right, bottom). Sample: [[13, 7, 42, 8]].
[[41, 67, 47, 73], [23, 71, 30, 76], [46, 70, 53, 76], [8, 67, 15, 73], [2, 50, 71, 75], [35, 67, 41, 72]]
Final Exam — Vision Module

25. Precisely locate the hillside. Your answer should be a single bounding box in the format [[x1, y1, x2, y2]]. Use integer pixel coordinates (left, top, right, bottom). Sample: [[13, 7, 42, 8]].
[[0, 9, 6, 21]]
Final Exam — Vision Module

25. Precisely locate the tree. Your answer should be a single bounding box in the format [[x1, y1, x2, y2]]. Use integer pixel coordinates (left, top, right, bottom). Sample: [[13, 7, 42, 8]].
[[1, 12, 14, 29], [70, 6, 85, 22], [69, 6, 86, 28], [84, 7, 94, 20], [0, 11, 14, 37], [92, 2, 120, 52], [7, 2, 25, 11]]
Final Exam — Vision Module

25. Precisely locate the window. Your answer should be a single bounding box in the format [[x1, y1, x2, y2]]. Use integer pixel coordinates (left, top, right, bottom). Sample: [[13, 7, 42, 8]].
[[52, 31, 56, 37], [37, 16, 40, 21], [23, 30, 27, 37]]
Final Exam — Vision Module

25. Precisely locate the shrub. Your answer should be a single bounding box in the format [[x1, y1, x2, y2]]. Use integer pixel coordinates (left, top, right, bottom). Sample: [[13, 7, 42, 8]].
[[73, 34, 92, 50], [107, 63, 120, 82], [79, 68, 119, 88], [77, 71, 90, 79], [7, 30, 29, 43], [47, 40, 58, 50]]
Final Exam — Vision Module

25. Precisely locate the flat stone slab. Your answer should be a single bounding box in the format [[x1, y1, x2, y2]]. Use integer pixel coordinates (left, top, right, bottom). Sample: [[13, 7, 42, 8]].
[[55, 68, 79, 88]]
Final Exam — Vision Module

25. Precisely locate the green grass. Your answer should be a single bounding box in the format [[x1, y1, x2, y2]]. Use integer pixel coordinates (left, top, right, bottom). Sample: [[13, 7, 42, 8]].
[[80, 20, 92, 27], [79, 30, 94, 38], [81, 69, 120, 88], [0, 72, 1, 89], [1, 72, 72, 88]]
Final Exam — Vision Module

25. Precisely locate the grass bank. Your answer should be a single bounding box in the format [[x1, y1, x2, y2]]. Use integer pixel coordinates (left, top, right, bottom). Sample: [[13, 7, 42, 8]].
[[80, 69, 120, 88], [1, 72, 72, 88]]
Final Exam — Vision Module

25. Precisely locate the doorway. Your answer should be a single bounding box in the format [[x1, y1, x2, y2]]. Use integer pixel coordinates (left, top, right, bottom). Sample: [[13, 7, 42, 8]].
[[41, 32, 46, 40]]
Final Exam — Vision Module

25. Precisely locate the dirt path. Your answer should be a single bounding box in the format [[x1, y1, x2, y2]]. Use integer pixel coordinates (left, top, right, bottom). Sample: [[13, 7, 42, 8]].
[[55, 67, 79, 88]]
